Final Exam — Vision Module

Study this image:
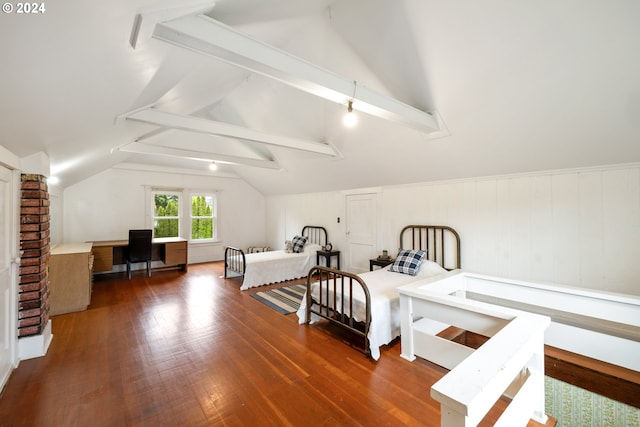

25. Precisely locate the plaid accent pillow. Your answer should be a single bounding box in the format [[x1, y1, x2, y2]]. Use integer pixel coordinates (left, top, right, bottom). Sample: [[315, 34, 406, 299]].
[[291, 235, 308, 253], [389, 249, 426, 275]]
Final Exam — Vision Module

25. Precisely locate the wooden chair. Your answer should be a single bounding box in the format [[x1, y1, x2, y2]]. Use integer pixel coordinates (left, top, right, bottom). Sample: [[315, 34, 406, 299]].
[[127, 229, 152, 279]]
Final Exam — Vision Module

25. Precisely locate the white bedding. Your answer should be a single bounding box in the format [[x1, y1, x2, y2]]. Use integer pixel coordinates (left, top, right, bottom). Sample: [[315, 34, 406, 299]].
[[239, 244, 321, 290], [296, 260, 448, 360]]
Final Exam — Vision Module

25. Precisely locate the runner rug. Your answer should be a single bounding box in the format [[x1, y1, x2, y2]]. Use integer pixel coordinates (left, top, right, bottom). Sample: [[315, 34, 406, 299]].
[[250, 284, 306, 315]]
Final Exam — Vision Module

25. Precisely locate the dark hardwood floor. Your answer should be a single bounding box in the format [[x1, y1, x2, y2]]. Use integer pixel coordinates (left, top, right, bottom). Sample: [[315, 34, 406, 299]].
[[0, 262, 553, 426]]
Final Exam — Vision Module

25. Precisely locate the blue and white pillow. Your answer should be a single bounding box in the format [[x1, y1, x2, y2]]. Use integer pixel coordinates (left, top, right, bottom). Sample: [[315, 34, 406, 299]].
[[291, 235, 308, 253], [389, 249, 426, 275]]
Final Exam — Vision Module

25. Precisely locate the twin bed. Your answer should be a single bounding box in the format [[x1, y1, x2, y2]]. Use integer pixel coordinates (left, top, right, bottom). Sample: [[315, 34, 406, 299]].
[[296, 225, 461, 360], [224, 225, 328, 291], [225, 223, 461, 360]]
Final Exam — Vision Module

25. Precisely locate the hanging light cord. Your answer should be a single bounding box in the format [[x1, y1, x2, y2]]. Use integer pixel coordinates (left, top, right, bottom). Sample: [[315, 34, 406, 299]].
[[351, 80, 357, 104]]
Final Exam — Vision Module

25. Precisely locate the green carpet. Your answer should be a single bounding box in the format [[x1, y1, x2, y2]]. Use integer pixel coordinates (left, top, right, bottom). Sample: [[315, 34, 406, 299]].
[[545, 377, 639, 427]]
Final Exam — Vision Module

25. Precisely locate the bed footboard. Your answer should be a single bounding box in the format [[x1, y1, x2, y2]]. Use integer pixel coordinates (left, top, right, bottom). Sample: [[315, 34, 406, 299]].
[[306, 266, 372, 356], [224, 246, 246, 278]]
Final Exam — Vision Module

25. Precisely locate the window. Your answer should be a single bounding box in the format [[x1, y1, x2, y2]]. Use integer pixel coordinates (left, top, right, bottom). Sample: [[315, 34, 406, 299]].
[[153, 191, 180, 238], [191, 194, 216, 240], [149, 189, 218, 242]]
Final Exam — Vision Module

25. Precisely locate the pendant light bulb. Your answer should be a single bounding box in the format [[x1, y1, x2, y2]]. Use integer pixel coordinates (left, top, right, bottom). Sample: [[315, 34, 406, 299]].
[[343, 100, 357, 128], [209, 161, 218, 171]]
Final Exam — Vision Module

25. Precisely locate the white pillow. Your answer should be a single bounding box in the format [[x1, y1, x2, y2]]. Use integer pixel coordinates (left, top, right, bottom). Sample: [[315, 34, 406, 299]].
[[415, 259, 447, 277], [303, 243, 321, 254]]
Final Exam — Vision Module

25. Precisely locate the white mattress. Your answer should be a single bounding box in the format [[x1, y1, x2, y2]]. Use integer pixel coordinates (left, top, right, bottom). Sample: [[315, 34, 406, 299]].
[[240, 244, 320, 290], [296, 261, 448, 360]]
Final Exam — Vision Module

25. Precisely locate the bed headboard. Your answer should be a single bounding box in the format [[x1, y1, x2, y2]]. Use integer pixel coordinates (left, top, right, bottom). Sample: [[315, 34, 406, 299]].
[[301, 225, 328, 247], [399, 225, 461, 271]]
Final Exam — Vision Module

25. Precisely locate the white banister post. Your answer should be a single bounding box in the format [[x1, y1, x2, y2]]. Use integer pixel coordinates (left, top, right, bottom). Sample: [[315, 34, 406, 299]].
[[440, 405, 469, 427], [399, 293, 415, 361], [529, 331, 548, 424]]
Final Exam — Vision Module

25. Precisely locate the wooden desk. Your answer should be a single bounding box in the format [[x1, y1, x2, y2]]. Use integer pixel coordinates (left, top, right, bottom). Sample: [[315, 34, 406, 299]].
[[91, 237, 188, 274]]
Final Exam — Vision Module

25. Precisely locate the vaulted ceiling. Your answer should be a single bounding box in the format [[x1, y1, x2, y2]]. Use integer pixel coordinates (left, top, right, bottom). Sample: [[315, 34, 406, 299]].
[[2, 0, 639, 195]]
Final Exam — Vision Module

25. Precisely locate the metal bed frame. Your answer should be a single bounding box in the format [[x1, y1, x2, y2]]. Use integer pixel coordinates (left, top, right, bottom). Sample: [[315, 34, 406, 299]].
[[304, 225, 461, 357], [224, 225, 328, 279]]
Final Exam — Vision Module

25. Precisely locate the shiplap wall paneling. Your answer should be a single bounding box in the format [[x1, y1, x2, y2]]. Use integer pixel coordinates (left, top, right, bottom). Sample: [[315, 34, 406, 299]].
[[531, 175, 554, 284], [445, 181, 468, 267], [550, 173, 581, 286], [578, 171, 604, 291], [470, 180, 501, 275], [381, 186, 417, 253], [264, 164, 640, 296], [602, 168, 640, 295], [504, 177, 533, 280], [266, 192, 343, 249]]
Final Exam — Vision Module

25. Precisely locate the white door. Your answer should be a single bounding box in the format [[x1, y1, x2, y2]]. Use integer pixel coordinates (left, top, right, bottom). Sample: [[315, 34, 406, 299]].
[[0, 166, 16, 389], [345, 193, 377, 273]]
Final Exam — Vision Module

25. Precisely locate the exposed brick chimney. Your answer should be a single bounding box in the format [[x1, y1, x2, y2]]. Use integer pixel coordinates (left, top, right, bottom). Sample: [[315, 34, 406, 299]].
[[19, 174, 50, 337]]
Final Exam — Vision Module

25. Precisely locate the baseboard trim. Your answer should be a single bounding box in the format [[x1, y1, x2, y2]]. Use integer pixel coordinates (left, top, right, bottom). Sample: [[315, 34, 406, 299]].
[[18, 319, 53, 361]]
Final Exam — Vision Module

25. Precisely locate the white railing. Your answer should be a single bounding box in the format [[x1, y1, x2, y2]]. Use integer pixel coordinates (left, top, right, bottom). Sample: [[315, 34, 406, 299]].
[[399, 269, 640, 426], [460, 272, 640, 371], [398, 272, 550, 427]]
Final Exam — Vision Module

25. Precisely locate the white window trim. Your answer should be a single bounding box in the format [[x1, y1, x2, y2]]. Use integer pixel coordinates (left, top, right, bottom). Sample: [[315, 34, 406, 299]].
[[150, 189, 182, 239], [145, 186, 220, 244], [189, 191, 218, 244]]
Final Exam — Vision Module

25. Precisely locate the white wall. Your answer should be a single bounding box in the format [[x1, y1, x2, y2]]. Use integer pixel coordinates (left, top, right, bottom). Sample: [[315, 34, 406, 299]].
[[48, 185, 62, 247], [266, 163, 640, 297], [63, 167, 265, 263]]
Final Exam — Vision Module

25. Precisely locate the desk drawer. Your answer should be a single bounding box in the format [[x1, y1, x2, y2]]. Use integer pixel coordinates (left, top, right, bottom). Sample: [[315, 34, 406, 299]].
[[164, 241, 187, 266], [92, 246, 113, 272]]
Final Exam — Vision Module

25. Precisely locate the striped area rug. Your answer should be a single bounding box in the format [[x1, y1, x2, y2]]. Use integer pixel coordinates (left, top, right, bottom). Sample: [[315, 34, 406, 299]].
[[250, 284, 306, 315]]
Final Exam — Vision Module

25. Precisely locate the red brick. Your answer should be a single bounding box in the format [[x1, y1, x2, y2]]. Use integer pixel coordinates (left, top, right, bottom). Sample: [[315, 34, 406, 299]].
[[19, 291, 40, 301], [18, 325, 40, 337], [21, 189, 47, 198], [20, 180, 47, 189], [21, 198, 43, 207], [19, 280, 41, 291], [20, 224, 41, 232], [21, 182, 45, 190], [19, 272, 46, 283], [19, 257, 40, 267], [20, 206, 49, 215], [20, 247, 47, 257], [18, 173, 49, 337], [19, 263, 46, 275], [21, 215, 42, 224], [19, 265, 41, 275], [19, 299, 42, 310], [20, 232, 43, 241], [20, 230, 49, 242], [18, 308, 41, 319], [18, 317, 42, 328]]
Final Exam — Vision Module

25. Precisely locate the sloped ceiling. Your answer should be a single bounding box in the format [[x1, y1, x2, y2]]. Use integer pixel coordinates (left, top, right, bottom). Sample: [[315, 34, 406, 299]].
[[1, 0, 639, 195]]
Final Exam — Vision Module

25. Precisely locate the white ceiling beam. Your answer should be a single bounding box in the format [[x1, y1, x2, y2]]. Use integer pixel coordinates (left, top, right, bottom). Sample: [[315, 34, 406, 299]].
[[117, 141, 281, 170], [136, 13, 439, 134], [126, 108, 337, 156], [129, 1, 216, 49]]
